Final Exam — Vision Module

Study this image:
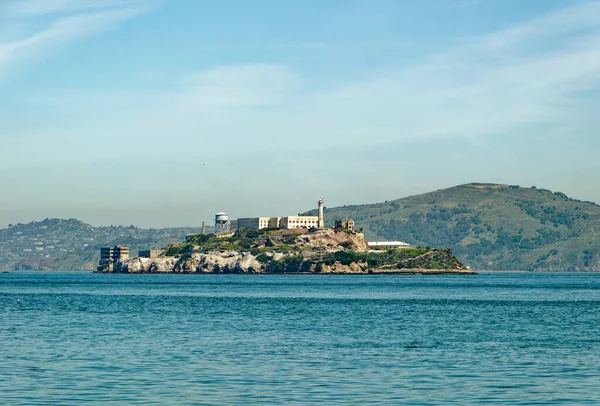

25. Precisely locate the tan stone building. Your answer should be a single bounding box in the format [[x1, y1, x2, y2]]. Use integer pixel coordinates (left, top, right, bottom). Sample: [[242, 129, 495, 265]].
[[100, 246, 129, 261], [138, 249, 163, 259], [335, 218, 355, 231]]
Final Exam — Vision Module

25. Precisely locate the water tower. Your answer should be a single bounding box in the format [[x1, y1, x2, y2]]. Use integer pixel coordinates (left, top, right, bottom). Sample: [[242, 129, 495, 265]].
[[215, 212, 230, 234]]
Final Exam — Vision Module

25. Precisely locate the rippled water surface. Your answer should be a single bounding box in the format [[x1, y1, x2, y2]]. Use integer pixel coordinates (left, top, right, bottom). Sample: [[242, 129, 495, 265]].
[[1, 272, 600, 405]]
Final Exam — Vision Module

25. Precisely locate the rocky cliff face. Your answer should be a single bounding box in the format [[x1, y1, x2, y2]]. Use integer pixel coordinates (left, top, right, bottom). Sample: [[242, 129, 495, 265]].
[[97, 251, 263, 274], [172, 251, 263, 273], [96, 251, 367, 274], [292, 229, 368, 251], [97, 257, 177, 273]]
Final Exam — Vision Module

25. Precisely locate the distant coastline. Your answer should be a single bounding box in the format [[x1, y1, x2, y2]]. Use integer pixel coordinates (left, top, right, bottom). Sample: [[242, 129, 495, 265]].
[[5, 183, 600, 272]]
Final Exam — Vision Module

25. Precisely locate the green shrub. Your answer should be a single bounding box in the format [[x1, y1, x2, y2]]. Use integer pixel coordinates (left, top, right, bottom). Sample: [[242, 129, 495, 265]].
[[255, 253, 270, 263], [283, 236, 297, 245], [285, 255, 304, 272], [200, 233, 216, 243], [301, 260, 313, 272], [339, 241, 353, 248], [165, 245, 182, 257], [366, 253, 382, 268], [268, 255, 305, 273], [245, 229, 261, 239], [333, 251, 365, 265], [323, 253, 335, 265], [180, 245, 194, 254]]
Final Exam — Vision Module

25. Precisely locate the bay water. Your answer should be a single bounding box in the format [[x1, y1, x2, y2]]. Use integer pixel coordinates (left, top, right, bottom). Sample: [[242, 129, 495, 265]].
[[1, 272, 599, 405]]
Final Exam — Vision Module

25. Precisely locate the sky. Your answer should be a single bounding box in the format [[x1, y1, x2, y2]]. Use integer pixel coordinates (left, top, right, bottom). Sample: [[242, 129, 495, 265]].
[[1, 0, 600, 228]]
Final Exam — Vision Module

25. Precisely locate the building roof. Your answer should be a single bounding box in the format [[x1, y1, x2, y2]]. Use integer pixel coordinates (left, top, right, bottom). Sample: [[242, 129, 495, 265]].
[[367, 241, 411, 247]]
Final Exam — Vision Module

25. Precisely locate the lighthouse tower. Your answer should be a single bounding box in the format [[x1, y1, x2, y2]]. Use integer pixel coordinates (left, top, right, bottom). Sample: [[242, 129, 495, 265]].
[[318, 198, 325, 229]]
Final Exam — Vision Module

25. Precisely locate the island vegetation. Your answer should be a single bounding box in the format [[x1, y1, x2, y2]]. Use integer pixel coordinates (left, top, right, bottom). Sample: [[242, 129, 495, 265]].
[[96, 227, 470, 274]]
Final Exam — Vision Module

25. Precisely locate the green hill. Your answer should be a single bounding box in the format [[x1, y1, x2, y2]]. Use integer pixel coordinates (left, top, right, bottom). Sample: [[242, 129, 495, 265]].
[[304, 184, 600, 271], [0, 218, 203, 271], [4, 183, 600, 271]]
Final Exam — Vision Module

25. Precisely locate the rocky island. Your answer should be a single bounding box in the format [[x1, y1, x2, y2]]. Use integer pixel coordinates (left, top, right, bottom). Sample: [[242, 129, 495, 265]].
[[96, 228, 474, 274]]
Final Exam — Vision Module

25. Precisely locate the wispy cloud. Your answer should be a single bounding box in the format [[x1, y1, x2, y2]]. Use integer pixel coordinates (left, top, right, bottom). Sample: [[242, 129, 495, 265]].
[[183, 64, 305, 108], [0, 0, 157, 70], [191, 41, 412, 52], [193, 42, 328, 52], [303, 1, 600, 143], [3, 1, 600, 224], [6, 1, 600, 158], [5, 0, 148, 17], [469, 1, 600, 53]]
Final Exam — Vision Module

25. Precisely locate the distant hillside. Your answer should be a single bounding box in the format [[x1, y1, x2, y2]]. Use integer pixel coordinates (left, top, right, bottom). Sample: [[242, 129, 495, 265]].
[[0, 218, 203, 271], [304, 184, 600, 271], [5, 183, 600, 271]]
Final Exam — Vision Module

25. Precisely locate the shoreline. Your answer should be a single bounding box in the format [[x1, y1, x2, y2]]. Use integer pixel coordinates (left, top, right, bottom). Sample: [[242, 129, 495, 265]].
[[93, 268, 477, 275]]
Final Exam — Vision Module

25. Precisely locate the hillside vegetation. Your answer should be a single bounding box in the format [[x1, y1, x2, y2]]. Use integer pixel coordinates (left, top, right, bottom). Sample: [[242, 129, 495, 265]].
[[0, 218, 203, 270], [98, 228, 468, 274], [305, 184, 600, 271], [5, 183, 600, 271]]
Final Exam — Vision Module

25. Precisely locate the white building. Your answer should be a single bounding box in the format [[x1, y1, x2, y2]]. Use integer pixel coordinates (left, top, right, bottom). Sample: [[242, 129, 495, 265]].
[[234, 199, 324, 231], [236, 215, 319, 230], [367, 241, 411, 249], [237, 217, 280, 230], [279, 216, 319, 229]]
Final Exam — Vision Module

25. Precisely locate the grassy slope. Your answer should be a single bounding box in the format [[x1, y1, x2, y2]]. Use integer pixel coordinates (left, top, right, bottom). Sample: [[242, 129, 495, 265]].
[[304, 184, 600, 271], [165, 229, 466, 272]]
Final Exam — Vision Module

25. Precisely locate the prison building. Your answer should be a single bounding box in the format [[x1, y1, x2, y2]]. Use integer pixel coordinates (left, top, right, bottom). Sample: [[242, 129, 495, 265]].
[[100, 246, 130, 261], [236, 217, 279, 230], [234, 199, 325, 231], [138, 249, 162, 259], [279, 216, 319, 229]]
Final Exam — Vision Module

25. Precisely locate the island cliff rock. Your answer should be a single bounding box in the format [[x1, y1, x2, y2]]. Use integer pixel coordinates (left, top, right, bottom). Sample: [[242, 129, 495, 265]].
[[96, 229, 474, 274]]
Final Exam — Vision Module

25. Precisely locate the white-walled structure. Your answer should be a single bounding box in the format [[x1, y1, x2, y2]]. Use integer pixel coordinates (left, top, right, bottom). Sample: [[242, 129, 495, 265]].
[[279, 216, 319, 229], [367, 241, 411, 249], [237, 217, 280, 230], [234, 199, 325, 231]]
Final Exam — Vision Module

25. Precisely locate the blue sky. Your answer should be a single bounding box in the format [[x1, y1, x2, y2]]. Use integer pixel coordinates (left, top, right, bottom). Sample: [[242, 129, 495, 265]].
[[1, 0, 600, 227]]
